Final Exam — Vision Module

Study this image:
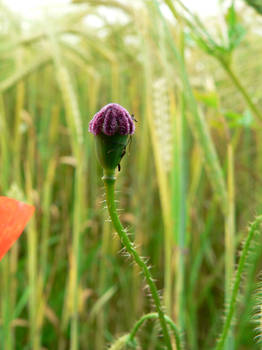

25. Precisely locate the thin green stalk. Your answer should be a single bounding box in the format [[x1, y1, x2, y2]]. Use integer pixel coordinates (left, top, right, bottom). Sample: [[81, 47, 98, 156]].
[[187, 202, 217, 350], [128, 312, 182, 350], [70, 161, 84, 350], [215, 216, 262, 350], [103, 173, 172, 350], [38, 157, 57, 344], [221, 61, 262, 123], [1, 257, 12, 350], [224, 142, 236, 350], [0, 94, 10, 191], [25, 129, 38, 350], [0, 92, 12, 350], [95, 219, 110, 350], [8, 77, 25, 350], [172, 27, 187, 334]]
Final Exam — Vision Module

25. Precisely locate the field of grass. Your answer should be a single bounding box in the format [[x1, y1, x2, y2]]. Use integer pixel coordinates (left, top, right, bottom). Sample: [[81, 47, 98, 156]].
[[0, 0, 262, 349]]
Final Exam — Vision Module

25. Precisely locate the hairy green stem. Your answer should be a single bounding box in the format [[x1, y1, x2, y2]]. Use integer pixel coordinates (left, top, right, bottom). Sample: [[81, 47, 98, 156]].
[[108, 335, 130, 350], [128, 312, 182, 350], [215, 216, 262, 350], [103, 172, 172, 350]]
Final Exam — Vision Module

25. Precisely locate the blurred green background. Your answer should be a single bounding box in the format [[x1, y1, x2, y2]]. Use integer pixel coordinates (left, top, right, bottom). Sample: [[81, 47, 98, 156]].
[[0, 0, 262, 349]]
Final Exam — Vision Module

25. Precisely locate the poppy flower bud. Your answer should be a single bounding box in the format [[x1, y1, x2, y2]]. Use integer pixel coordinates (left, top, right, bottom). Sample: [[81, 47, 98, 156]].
[[89, 103, 135, 177]]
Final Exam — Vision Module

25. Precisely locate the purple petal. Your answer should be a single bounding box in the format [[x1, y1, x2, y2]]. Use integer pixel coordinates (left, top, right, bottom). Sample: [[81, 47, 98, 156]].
[[117, 113, 130, 135], [103, 109, 118, 135], [88, 103, 135, 136], [91, 112, 104, 135]]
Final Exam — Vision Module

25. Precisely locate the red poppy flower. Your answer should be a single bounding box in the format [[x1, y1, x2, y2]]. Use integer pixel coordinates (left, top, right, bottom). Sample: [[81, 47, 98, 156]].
[[0, 197, 35, 261]]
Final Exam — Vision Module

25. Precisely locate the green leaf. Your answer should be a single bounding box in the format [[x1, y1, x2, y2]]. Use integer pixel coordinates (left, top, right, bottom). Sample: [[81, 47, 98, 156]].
[[244, 0, 262, 15], [194, 91, 220, 109], [226, 5, 246, 50], [224, 109, 253, 128]]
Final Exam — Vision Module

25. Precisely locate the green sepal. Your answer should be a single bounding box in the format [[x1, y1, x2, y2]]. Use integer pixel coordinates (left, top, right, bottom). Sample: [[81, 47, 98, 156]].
[[95, 133, 128, 173]]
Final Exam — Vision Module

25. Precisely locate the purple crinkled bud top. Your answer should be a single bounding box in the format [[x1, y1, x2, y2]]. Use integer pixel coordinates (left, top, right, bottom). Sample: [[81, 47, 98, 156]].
[[89, 103, 135, 136]]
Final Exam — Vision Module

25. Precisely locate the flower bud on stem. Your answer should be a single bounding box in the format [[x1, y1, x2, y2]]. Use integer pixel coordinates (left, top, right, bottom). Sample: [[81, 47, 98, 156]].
[[90, 103, 172, 349]]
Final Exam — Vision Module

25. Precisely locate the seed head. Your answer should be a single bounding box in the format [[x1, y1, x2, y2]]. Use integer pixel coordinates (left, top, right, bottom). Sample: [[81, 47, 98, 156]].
[[89, 103, 135, 136]]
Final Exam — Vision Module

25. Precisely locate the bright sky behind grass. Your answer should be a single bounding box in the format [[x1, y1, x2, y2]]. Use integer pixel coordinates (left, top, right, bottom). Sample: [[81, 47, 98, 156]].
[[3, 0, 220, 19]]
